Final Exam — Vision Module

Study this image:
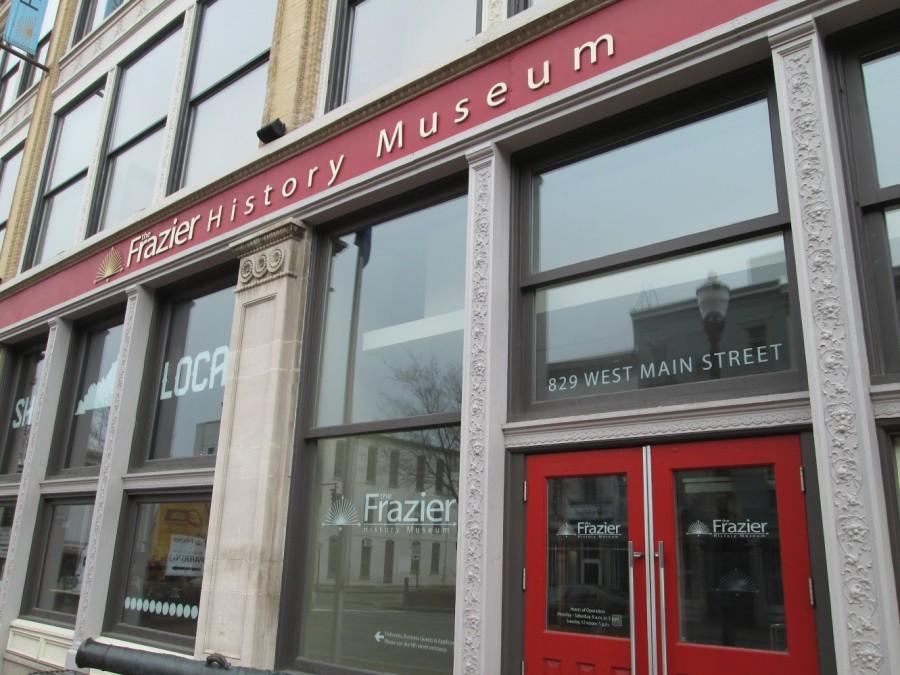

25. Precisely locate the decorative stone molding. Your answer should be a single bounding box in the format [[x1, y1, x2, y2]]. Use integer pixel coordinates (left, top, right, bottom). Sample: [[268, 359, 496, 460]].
[[0, 91, 36, 143], [72, 287, 139, 644], [231, 219, 305, 291], [456, 144, 509, 675], [771, 21, 900, 675], [483, 0, 507, 30], [504, 393, 812, 448]]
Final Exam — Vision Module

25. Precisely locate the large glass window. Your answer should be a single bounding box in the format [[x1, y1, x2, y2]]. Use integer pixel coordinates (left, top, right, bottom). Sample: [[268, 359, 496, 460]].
[[315, 195, 467, 427], [283, 188, 466, 675], [515, 81, 798, 414], [143, 282, 234, 462], [178, 0, 276, 189], [298, 430, 458, 675], [96, 28, 181, 232], [25, 501, 94, 622], [51, 318, 124, 472], [840, 26, 900, 377], [329, 0, 478, 108], [106, 496, 211, 647], [0, 345, 46, 476], [29, 88, 105, 266]]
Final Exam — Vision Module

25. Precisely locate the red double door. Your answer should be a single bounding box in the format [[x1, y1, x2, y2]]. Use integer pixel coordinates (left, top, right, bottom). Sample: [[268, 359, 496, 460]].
[[524, 436, 819, 675]]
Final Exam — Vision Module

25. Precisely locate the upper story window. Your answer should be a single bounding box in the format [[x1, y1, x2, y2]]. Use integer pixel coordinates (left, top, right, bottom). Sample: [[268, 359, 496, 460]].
[[97, 27, 182, 232], [837, 22, 900, 378], [513, 72, 802, 417], [328, 0, 479, 109], [0, 0, 57, 114], [178, 0, 276, 189], [135, 279, 234, 466], [0, 501, 14, 577], [0, 146, 23, 256], [73, 0, 127, 43], [29, 86, 105, 267], [0, 342, 46, 477], [23, 0, 276, 271]]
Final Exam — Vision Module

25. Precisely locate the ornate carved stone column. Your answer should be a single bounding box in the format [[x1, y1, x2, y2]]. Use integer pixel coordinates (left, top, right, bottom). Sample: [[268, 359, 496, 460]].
[[771, 21, 900, 674], [0, 319, 72, 669], [66, 286, 155, 668], [454, 145, 510, 675], [194, 220, 309, 668]]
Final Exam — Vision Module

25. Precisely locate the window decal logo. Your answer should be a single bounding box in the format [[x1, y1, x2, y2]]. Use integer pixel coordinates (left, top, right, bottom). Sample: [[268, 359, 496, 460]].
[[716, 568, 759, 594], [687, 520, 712, 536], [687, 519, 769, 538], [94, 247, 124, 284], [323, 496, 360, 527], [557, 522, 576, 537]]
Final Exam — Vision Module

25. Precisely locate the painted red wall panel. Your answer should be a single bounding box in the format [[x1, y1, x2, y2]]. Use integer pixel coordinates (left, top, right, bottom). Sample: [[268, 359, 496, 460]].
[[0, 0, 775, 330]]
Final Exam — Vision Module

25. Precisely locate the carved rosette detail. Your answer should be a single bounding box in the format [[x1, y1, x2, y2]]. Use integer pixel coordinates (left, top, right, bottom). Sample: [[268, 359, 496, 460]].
[[783, 46, 882, 673], [460, 161, 492, 674], [0, 322, 58, 616], [238, 246, 287, 289], [73, 291, 138, 640]]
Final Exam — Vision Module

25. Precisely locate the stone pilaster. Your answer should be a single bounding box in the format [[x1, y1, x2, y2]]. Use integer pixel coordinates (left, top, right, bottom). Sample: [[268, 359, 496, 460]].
[[264, 0, 331, 130], [454, 145, 510, 675], [771, 21, 900, 675], [65, 286, 156, 669], [0, 319, 72, 669], [194, 219, 309, 667], [482, 0, 509, 32]]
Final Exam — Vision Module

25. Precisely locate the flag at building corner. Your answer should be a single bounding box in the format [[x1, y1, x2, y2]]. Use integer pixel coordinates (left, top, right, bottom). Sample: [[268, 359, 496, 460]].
[[3, 0, 49, 56]]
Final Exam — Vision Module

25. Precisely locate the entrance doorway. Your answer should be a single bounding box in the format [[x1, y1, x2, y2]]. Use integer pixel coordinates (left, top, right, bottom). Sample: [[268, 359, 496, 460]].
[[524, 436, 819, 674]]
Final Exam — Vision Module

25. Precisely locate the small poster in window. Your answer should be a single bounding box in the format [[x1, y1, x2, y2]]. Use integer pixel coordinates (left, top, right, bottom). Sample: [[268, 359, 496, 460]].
[[165, 534, 205, 577]]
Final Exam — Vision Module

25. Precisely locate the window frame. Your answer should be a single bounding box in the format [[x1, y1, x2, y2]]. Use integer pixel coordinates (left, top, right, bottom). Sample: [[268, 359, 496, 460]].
[[47, 311, 125, 478], [0, 339, 47, 482], [276, 179, 467, 673], [103, 489, 212, 652], [21, 495, 95, 627], [72, 0, 128, 45], [0, 499, 15, 579], [833, 20, 900, 379], [874, 425, 900, 614], [325, 0, 483, 111], [168, 0, 273, 193], [24, 82, 106, 270], [129, 268, 236, 472], [86, 20, 183, 236], [509, 68, 805, 420], [0, 144, 25, 235]]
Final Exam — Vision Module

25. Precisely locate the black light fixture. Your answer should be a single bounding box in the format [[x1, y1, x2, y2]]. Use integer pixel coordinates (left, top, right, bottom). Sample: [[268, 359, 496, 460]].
[[257, 118, 286, 144], [697, 272, 730, 379]]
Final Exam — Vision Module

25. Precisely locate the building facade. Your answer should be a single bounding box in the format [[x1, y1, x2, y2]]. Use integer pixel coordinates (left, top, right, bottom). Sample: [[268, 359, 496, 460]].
[[0, 0, 898, 674]]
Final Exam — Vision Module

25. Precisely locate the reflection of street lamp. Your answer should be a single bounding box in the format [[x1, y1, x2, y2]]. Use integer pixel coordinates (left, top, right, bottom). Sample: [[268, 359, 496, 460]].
[[697, 273, 730, 379]]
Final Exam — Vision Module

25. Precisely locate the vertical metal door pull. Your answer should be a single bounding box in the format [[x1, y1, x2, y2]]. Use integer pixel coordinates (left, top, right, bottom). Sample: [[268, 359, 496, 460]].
[[629, 541, 637, 675], [656, 540, 668, 675]]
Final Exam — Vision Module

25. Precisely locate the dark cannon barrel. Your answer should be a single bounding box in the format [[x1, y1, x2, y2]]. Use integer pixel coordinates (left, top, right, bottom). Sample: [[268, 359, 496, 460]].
[[75, 638, 290, 675]]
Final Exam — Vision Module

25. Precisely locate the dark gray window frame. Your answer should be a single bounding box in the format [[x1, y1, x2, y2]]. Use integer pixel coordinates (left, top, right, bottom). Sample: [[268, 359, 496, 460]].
[[832, 18, 900, 380], [0, 338, 47, 482], [103, 489, 212, 653], [167, 0, 272, 194], [874, 423, 900, 615], [129, 267, 236, 472], [509, 67, 805, 421], [72, 0, 127, 45], [325, 0, 483, 112], [0, 144, 24, 234], [47, 310, 125, 478], [276, 178, 467, 674], [23, 82, 105, 271], [21, 495, 95, 628], [85, 20, 183, 237]]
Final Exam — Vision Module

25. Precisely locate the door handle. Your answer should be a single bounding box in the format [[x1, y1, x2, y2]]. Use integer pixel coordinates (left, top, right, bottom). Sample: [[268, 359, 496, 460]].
[[656, 540, 668, 675], [628, 541, 637, 675]]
